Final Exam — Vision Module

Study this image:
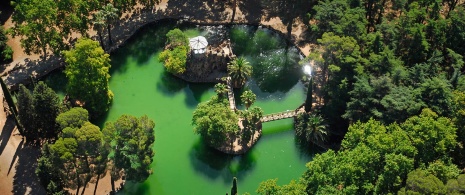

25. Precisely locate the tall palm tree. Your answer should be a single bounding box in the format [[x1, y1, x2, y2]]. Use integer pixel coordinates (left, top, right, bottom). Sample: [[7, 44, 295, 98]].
[[102, 3, 119, 45], [305, 114, 327, 144], [228, 57, 252, 88], [214, 83, 229, 99], [240, 89, 256, 109], [92, 11, 106, 50]]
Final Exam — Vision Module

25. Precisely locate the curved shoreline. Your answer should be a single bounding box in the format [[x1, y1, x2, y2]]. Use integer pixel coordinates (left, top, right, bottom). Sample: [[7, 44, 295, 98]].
[[2, 8, 311, 89]]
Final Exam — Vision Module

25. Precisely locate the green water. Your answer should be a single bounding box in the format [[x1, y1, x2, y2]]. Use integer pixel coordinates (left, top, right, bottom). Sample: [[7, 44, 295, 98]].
[[50, 21, 314, 194]]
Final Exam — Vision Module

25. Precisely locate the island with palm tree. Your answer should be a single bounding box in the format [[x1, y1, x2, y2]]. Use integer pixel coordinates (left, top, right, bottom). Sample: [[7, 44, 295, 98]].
[[160, 27, 327, 154]]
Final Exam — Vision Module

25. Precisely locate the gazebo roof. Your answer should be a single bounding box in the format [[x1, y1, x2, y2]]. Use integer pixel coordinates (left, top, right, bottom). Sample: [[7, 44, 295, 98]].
[[189, 36, 208, 53]]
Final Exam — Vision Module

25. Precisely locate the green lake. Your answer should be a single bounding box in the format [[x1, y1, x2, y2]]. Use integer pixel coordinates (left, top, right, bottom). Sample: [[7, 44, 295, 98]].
[[50, 21, 316, 194]]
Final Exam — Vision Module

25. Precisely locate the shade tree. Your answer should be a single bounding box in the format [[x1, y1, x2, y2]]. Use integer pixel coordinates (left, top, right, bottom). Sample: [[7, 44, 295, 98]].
[[63, 38, 113, 118], [102, 115, 155, 191]]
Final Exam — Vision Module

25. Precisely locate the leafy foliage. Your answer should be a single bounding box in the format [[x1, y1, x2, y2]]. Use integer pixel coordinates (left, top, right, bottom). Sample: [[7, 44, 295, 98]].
[[228, 57, 252, 88], [102, 115, 155, 182], [159, 29, 189, 74], [192, 95, 239, 147], [17, 82, 61, 140], [295, 112, 328, 145], [64, 38, 113, 118], [0, 26, 13, 63]]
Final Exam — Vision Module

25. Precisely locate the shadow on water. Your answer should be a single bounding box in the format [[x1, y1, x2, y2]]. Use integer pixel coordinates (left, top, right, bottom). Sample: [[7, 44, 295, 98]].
[[110, 20, 201, 75], [189, 139, 256, 183], [157, 70, 188, 96], [184, 83, 215, 108], [294, 136, 326, 160], [230, 26, 302, 94]]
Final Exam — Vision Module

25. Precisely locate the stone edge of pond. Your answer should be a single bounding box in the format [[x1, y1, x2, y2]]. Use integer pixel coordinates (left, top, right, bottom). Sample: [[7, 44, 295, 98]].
[[2, 13, 308, 90]]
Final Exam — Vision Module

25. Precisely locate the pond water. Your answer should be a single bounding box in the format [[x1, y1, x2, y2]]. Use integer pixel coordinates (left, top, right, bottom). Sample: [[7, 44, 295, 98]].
[[48, 21, 316, 194]]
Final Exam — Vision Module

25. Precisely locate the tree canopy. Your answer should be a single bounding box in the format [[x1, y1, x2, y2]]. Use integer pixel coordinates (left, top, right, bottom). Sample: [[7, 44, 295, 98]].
[[159, 28, 189, 75], [63, 38, 113, 118]]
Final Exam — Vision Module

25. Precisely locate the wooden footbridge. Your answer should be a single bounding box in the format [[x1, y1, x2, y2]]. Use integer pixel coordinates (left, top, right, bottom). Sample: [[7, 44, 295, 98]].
[[225, 77, 299, 123], [260, 110, 297, 123]]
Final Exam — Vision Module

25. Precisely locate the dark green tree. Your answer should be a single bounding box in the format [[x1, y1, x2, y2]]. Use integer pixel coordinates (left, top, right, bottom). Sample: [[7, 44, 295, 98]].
[[398, 169, 447, 195], [231, 177, 238, 195], [33, 81, 61, 138], [17, 84, 35, 140]]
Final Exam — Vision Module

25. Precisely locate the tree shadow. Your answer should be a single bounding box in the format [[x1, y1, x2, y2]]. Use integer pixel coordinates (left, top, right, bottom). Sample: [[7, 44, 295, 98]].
[[164, 0, 229, 22], [184, 83, 215, 108], [12, 141, 46, 195], [8, 138, 23, 175], [0, 1, 13, 25], [0, 116, 15, 156], [189, 138, 256, 182], [156, 70, 188, 96], [238, 0, 264, 23], [260, 0, 315, 39]]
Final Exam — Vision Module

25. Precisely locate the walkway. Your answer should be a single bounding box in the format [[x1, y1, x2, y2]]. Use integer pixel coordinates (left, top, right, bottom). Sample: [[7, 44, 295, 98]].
[[260, 110, 297, 123], [226, 77, 236, 110]]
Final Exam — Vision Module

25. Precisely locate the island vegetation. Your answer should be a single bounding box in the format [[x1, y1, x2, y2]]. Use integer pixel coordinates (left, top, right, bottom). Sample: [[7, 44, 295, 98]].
[[0, 0, 465, 194]]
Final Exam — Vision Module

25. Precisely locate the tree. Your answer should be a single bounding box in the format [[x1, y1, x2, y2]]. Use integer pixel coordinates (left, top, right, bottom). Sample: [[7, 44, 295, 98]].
[[231, 177, 238, 195], [102, 115, 155, 190], [215, 83, 229, 99], [101, 3, 119, 45], [192, 96, 239, 147], [401, 109, 457, 165], [240, 89, 256, 109], [295, 113, 328, 145], [63, 38, 113, 118], [56, 107, 89, 130], [17, 84, 35, 140], [228, 57, 252, 88], [33, 81, 61, 138], [304, 76, 312, 112], [419, 77, 453, 116], [158, 29, 189, 75], [92, 11, 106, 50], [0, 26, 13, 63], [398, 169, 447, 195], [10, 0, 62, 60], [257, 178, 280, 195]]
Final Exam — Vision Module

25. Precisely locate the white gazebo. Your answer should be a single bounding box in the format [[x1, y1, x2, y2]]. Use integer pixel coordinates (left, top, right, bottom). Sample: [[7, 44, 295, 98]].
[[189, 36, 208, 54]]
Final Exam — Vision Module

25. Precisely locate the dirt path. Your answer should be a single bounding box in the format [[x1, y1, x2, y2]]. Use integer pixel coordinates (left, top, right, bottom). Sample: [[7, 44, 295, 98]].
[[0, 1, 314, 194]]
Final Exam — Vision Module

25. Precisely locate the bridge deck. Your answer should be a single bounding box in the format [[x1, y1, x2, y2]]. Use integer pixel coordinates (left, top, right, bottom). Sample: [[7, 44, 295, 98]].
[[226, 77, 236, 110], [261, 110, 297, 123]]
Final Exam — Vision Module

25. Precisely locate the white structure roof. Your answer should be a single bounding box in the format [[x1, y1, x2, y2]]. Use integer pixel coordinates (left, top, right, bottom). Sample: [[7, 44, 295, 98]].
[[189, 36, 208, 54]]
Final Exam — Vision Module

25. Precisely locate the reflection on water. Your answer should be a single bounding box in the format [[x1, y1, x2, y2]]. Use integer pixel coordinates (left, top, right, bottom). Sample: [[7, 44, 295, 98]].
[[189, 138, 257, 183], [230, 26, 302, 94]]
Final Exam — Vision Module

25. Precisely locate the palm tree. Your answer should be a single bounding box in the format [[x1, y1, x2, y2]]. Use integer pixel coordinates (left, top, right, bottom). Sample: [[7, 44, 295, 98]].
[[92, 11, 106, 50], [240, 89, 256, 109], [228, 57, 252, 88], [305, 114, 327, 144], [214, 83, 229, 99], [101, 3, 119, 45]]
